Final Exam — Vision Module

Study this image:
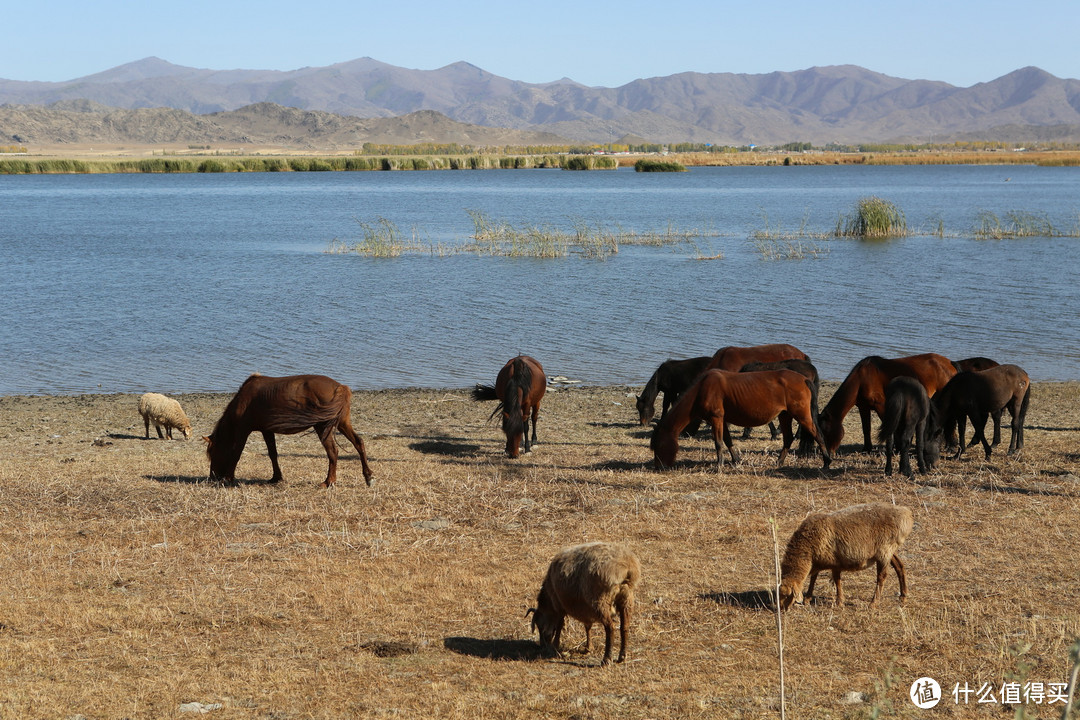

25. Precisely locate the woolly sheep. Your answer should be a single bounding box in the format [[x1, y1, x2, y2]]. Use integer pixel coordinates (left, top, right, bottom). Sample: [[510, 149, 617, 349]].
[[778, 503, 913, 610], [527, 542, 640, 666], [138, 392, 192, 440]]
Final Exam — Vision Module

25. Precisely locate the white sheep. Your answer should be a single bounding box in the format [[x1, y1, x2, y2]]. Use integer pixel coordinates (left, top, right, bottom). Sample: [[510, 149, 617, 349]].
[[137, 392, 192, 440], [778, 503, 913, 610], [527, 542, 640, 666]]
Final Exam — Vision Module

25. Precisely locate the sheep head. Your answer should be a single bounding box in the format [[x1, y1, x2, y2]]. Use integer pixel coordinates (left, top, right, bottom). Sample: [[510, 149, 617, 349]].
[[778, 579, 804, 611], [527, 587, 565, 656]]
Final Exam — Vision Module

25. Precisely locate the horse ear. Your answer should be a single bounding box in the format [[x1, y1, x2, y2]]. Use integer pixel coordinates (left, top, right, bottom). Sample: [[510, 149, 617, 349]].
[[202, 436, 211, 445], [524, 607, 536, 618]]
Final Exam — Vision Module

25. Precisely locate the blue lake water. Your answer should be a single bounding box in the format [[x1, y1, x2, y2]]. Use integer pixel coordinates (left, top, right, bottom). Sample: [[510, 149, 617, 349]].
[[1, 164, 1078, 395]]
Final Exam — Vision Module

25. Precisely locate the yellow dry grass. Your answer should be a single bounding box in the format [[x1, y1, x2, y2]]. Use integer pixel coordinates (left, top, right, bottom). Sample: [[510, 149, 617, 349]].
[[0, 383, 1077, 719]]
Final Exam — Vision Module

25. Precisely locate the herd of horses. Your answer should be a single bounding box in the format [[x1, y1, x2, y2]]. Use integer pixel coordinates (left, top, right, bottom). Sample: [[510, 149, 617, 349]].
[[203, 343, 1031, 487]]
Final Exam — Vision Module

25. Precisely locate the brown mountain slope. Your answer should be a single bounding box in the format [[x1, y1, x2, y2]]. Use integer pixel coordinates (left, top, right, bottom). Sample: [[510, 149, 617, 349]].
[[3, 59, 1080, 144], [0, 103, 571, 150]]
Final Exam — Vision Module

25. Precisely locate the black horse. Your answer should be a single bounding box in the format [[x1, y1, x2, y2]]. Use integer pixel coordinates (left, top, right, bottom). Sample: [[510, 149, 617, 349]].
[[878, 376, 943, 478], [932, 364, 1030, 460], [636, 356, 711, 426]]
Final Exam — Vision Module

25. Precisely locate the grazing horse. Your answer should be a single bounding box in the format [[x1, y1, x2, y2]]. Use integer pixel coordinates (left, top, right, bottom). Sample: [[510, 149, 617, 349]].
[[878, 377, 944, 478], [636, 356, 711, 426], [472, 355, 547, 458], [950, 357, 1003, 444], [205, 374, 374, 488], [818, 353, 956, 455], [738, 358, 820, 448], [650, 369, 831, 472], [932, 364, 1030, 460]]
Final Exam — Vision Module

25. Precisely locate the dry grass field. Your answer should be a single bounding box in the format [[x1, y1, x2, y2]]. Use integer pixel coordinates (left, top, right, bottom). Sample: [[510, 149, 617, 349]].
[[0, 382, 1077, 719]]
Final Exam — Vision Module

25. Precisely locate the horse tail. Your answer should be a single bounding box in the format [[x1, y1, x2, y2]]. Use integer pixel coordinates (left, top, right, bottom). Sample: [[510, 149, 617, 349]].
[[1018, 379, 1032, 424], [877, 388, 901, 445], [501, 358, 529, 439], [797, 371, 821, 456]]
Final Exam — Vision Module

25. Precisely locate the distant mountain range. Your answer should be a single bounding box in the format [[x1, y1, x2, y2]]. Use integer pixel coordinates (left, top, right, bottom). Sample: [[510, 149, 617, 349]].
[[3, 57, 1080, 146]]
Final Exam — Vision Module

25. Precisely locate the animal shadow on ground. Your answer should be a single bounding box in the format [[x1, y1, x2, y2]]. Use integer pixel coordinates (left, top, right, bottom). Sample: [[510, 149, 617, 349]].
[[108, 432, 145, 441], [443, 636, 543, 661], [701, 589, 776, 611], [145, 474, 283, 487], [408, 437, 482, 457]]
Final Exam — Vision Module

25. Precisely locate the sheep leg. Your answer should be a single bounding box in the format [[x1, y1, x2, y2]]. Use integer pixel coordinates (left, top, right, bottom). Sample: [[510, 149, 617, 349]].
[[871, 560, 891, 606], [615, 593, 632, 663], [155, 422, 166, 439], [144, 415, 151, 439], [582, 623, 592, 654], [832, 569, 844, 607], [337, 416, 375, 486], [262, 431, 284, 483], [805, 570, 820, 603], [599, 616, 616, 667], [891, 554, 907, 602]]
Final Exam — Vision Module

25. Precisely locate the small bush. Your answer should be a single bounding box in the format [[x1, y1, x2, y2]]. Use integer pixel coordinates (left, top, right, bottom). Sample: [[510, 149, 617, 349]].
[[634, 159, 687, 172], [837, 196, 908, 238]]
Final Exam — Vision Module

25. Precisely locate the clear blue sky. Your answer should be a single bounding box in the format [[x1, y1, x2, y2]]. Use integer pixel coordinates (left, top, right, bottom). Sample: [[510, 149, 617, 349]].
[[3, 0, 1076, 87]]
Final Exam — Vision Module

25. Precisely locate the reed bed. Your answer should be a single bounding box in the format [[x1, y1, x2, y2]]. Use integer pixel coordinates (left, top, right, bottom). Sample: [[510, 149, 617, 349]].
[[836, 196, 909, 238], [634, 159, 688, 172]]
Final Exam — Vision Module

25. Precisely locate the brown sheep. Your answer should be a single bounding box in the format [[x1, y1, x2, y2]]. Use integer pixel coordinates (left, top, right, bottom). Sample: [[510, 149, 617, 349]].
[[527, 542, 640, 666], [778, 503, 913, 610]]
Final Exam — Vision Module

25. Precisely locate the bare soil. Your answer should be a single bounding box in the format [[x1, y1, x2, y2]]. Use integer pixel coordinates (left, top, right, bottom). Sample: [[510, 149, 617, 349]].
[[0, 382, 1077, 719]]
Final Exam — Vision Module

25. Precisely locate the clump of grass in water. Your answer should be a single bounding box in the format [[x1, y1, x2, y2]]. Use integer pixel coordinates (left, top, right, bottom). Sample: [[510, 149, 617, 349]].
[[751, 211, 831, 259], [836, 196, 908, 238], [327, 217, 424, 257], [973, 210, 1064, 239]]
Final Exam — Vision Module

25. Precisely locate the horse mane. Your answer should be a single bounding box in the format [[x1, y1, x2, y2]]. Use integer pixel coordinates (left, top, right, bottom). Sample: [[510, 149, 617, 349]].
[[499, 357, 531, 439], [639, 367, 661, 406]]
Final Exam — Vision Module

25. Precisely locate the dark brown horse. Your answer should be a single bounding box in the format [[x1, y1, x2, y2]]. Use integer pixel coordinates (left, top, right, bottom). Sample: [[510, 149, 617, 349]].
[[818, 353, 956, 455], [950, 357, 1002, 444], [651, 369, 831, 471], [932, 364, 1030, 460], [472, 355, 547, 458], [878, 377, 944, 478], [706, 343, 810, 372], [205, 374, 374, 487], [636, 356, 711, 426]]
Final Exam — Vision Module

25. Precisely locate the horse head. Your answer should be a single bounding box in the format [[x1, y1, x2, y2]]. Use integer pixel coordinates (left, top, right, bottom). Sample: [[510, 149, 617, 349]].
[[635, 394, 655, 426]]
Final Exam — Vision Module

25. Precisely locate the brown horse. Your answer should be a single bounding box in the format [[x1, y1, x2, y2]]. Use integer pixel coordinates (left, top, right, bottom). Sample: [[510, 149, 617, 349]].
[[950, 357, 1002, 444], [205, 374, 374, 487], [636, 356, 711, 426], [738, 358, 820, 448], [818, 353, 956, 455], [932, 364, 1030, 460], [651, 369, 831, 471], [706, 343, 810, 372], [472, 355, 547, 458]]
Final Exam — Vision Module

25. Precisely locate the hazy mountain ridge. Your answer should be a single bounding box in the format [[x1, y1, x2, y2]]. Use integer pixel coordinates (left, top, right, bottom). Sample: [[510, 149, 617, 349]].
[[2, 57, 1080, 145]]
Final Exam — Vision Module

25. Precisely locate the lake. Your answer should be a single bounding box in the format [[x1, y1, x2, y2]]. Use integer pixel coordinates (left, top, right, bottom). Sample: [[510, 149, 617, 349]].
[[1, 163, 1077, 395]]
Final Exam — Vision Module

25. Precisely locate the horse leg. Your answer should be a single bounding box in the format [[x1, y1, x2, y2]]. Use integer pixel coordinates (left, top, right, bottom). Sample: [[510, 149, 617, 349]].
[[990, 409, 1003, 447], [315, 422, 339, 487], [776, 413, 794, 467], [530, 404, 540, 445], [521, 405, 532, 454], [722, 423, 739, 465], [769, 420, 779, 440], [337, 416, 375, 486], [914, 418, 927, 474], [262, 431, 284, 483], [1007, 402, 1022, 454], [710, 419, 726, 471], [859, 405, 874, 452], [741, 425, 753, 440], [884, 428, 896, 476], [898, 428, 913, 479], [973, 412, 992, 460]]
